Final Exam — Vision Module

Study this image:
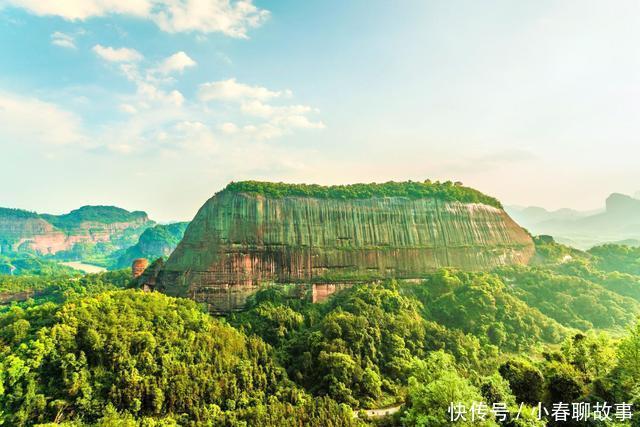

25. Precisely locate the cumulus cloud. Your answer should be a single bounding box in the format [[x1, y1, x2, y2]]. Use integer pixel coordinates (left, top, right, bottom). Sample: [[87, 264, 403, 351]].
[[4, 0, 268, 38], [136, 82, 185, 107], [0, 91, 85, 146], [198, 78, 324, 139], [50, 31, 76, 49], [156, 51, 196, 75], [93, 44, 143, 62], [152, 0, 269, 38], [2, 0, 150, 20], [198, 78, 282, 102]]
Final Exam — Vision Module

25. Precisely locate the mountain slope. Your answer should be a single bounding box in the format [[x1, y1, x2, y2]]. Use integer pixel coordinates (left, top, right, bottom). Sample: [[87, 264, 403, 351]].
[[114, 222, 189, 268]]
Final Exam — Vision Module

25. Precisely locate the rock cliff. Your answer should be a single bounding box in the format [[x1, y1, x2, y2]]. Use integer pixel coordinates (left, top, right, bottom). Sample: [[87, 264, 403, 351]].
[[156, 181, 535, 312]]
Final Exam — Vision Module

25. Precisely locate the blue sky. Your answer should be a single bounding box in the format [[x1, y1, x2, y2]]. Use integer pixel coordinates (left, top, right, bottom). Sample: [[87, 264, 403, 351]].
[[1, 0, 639, 221]]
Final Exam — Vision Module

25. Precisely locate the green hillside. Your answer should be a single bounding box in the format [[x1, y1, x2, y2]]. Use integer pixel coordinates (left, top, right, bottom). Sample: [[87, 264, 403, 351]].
[[114, 222, 189, 268], [1, 239, 640, 425]]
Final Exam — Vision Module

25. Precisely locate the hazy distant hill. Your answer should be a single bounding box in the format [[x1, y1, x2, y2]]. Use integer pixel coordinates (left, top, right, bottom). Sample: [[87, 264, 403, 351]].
[[506, 205, 595, 228], [507, 193, 640, 249]]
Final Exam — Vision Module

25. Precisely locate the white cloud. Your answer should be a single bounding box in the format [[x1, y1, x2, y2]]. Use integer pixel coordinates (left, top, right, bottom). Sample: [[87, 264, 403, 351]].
[[198, 78, 282, 102], [93, 44, 143, 62], [157, 51, 196, 75], [3, 0, 151, 20], [50, 31, 76, 49], [274, 114, 325, 130], [151, 0, 269, 38], [198, 79, 325, 140], [0, 91, 85, 146], [5, 0, 268, 38]]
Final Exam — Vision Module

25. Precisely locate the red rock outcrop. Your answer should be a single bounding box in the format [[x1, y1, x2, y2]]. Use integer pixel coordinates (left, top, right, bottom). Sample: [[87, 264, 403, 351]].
[[156, 183, 535, 312]]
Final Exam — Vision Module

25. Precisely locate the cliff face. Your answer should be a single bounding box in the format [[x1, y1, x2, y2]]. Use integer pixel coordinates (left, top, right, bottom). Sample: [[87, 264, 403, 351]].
[[157, 188, 534, 312], [0, 206, 153, 256]]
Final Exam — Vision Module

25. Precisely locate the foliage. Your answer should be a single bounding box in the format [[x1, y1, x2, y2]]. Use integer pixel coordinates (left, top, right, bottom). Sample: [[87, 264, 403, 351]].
[[0, 290, 360, 426], [0, 270, 132, 312], [588, 244, 640, 275], [232, 281, 505, 408], [114, 222, 189, 269], [498, 359, 545, 405], [495, 265, 640, 331], [0, 254, 77, 276], [221, 180, 504, 208], [2, 229, 640, 425], [402, 351, 497, 427], [406, 269, 566, 351], [41, 205, 149, 228], [0, 207, 39, 219]]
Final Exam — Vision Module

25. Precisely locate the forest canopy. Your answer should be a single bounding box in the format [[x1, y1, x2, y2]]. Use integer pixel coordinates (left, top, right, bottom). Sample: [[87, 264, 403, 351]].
[[1, 239, 640, 425], [220, 180, 503, 208]]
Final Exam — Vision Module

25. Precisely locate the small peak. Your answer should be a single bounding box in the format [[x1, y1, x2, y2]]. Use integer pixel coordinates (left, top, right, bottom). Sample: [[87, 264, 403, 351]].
[[132, 258, 149, 279]]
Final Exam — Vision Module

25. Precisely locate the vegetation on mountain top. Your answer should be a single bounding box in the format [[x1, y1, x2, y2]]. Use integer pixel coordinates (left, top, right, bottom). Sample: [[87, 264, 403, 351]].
[[0, 207, 40, 220], [41, 205, 149, 227], [221, 180, 503, 208]]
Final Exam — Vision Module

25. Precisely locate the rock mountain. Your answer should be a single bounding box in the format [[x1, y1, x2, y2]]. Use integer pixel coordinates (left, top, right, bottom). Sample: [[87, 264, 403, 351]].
[[154, 181, 535, 312]]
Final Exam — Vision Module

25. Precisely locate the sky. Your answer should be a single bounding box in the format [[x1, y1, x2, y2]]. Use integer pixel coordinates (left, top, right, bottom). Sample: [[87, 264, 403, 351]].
[[0, 0, 639, 221]]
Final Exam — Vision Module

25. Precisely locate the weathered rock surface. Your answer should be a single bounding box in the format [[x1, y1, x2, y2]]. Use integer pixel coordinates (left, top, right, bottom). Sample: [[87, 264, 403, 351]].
[[157, 184, 535, 312]]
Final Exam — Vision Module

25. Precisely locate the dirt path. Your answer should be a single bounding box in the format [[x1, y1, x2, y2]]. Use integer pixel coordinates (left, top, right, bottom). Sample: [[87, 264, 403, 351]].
[[355, 404, 402, 418]]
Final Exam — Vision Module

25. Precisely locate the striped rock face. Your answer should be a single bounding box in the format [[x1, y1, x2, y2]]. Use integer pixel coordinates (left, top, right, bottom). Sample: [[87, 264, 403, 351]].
[[156, 191, 534, 312]]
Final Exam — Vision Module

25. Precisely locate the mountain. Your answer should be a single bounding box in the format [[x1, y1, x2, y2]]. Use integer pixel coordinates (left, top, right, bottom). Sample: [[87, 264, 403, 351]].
[[506, 205, 594, 229], [508, 193, 640, 249], [0, 205, 154, 263], [114, 222, 189, 268], [153, 180, 534, 312]]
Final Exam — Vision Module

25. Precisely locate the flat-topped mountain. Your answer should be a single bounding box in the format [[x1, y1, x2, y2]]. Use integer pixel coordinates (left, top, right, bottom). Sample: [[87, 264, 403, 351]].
[[155, 180, 535, 311], [0, 205, 154, 258]]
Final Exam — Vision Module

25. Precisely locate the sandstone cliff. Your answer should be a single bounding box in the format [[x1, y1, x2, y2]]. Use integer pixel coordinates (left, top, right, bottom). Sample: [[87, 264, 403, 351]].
[[156, 181, 535, 312]]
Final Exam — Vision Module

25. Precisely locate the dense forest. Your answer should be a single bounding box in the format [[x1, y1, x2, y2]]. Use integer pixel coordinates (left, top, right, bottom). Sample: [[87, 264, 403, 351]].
[[1, 239, 640, 425], [221, 180, 503, 208]]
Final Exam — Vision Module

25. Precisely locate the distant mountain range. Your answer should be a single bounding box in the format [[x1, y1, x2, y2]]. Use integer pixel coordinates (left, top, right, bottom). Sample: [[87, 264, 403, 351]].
[[507, 193, 640, 249], [0, 205, 189, 272]]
